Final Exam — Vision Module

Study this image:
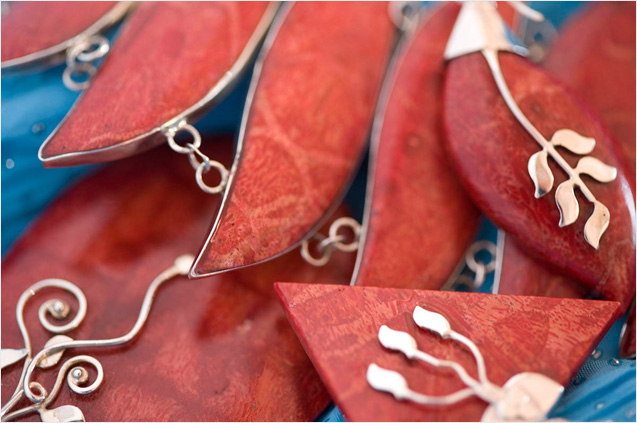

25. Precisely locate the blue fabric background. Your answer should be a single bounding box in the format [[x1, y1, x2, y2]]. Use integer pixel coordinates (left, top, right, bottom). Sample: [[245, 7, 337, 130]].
[[1, 2, 634, 421]]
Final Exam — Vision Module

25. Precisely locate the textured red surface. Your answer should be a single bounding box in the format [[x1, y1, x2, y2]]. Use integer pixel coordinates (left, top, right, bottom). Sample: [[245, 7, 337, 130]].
[[444, 53, 636, 311], [193, 2, 394, 277], [1, 139, 355, 421], [620, 302, 636, 359], [40, 2, 270, 162], [545, 2, 636, 177], [276, 283, 620, 422], [498, 234, 590, 298], [354, 4, 480, 290], [1, 1, 117, 62]]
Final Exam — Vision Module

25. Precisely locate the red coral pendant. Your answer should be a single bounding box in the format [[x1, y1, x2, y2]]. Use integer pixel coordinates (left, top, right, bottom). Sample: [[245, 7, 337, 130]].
[[353, 3, 480, 290], [192, 2, 395, 277], [276, 282, 620, 422], [39, 2, 275, 165]]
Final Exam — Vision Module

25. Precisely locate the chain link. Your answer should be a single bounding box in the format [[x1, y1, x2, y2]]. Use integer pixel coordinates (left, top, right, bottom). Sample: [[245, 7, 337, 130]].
[[164, 122, 229, 195], [63, 35, 110, 91], [301, 217, 361, 267], [455, 240, 497, 290]]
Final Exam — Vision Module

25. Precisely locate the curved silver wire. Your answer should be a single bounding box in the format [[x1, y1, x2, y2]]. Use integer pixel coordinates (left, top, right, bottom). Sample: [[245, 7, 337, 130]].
[[1, 255, 194, 421]]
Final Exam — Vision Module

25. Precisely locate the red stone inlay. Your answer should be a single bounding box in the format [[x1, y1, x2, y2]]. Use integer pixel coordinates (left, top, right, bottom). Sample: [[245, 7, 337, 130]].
[[193, 2, 394, 276], [545, 2, 636, 177], [276, 283, 620, 422], [444, 52, 636, 311], [40, 2, 270, 162], [355, 4, 480, 290], [1, 1, 117, 62], [1, 139, 354, 421]]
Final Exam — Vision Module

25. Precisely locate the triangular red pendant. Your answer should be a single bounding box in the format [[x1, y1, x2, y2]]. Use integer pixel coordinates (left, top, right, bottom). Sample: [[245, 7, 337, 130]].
[[276, 283, 620, 422]]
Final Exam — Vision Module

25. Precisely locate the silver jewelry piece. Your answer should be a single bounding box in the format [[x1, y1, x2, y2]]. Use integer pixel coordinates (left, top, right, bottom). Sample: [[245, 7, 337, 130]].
[[301, 217, 361, 267], [63, 34, 110, 91], [0, 255, 194, 422], [163, 121, 229, 195], [445, 2, 617, 249], [367, 306, 564, 421]]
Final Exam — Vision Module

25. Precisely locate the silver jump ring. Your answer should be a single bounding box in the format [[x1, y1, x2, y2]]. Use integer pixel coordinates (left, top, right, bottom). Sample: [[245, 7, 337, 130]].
[[62, 63, 96, 91], [165, 123, 201, 155], [328, 217, 361, 252], [66, 35, 110, 66], [195, 160, 228, 195], [465, 241, 497, 274], [301, 234, 332, 267]]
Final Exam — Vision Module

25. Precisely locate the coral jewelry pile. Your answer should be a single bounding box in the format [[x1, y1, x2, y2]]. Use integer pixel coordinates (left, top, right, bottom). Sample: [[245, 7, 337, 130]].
[[1, 1, 634, 422]]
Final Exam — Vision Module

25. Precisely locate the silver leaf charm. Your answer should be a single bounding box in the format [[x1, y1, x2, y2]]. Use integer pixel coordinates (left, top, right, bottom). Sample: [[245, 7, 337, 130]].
[[38, 335, 73, 369], [366, 364, 409, 400], [528, 150, 554, 198], [412, 306, 451, 338], [1, 347, 28, 369], [575, 157, 618, 183], [555, 180, 579, 227], [550, 129, 595, 155], [584, 201, 611, 249], [378, 326, 418, 358], [39, 405, 85, 422]]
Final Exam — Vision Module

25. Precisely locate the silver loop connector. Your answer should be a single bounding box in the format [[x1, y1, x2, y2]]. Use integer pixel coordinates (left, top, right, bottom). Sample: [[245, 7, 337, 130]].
[[164, 122, 228, 195], [63, 35, 110, 91], [301, 217, 361, 267]]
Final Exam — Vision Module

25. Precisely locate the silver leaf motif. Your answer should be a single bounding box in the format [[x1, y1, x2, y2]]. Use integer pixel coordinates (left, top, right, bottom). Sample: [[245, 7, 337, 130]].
[[378, 326, 418, 358], [366, 364, 409, 399], [528, 150, 554, 198], [38, 335, 73, 369], [555, 180, 579, 227], [584, 201, 611, 249], [575, 157, 618, 183], [412, 306, 451, 338], [1, 348, 28, 369], [39, 405, 85, 422], [550, 129, 595, 155]]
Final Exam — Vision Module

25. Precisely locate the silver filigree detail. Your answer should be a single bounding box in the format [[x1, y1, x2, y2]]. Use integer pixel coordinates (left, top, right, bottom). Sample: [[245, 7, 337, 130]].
[[446, 1, 617, 249], [367, 306, 564, 421], [1, 255, 194, 422]]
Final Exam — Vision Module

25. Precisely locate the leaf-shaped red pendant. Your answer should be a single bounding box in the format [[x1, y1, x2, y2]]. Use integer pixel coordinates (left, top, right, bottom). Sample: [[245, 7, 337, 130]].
[[276, 283, 620, 422], [1, 1, 128, 68], [444, 51, 636, 310], [1, 139, 354, 421], [192, 3, 395, 277], [545, 2, 636, 177], [39, 2, 275, 166], [353, 3, 480, 290]]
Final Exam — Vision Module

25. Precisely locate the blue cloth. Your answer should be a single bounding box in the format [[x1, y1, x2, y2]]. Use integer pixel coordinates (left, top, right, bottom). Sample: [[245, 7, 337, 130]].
[[1, 2, 634, 422]]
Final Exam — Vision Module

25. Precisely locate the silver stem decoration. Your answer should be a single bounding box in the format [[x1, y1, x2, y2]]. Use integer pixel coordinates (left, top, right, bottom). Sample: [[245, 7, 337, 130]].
[[0, 254, 194, 422], [445, 2, 617, 250], [367, 306, 564, 421]]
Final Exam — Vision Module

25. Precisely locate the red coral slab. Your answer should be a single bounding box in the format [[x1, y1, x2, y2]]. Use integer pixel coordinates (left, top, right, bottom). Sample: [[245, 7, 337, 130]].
[[497, 233, 590, 299], [545, 2, 636, 177], [39, 2, 273, 166], [353, 3, 480, 290], [443, 52, 636, 311], [192, 2, 395, 277], [1, 139, 354, 421], [1, 1, 119, 64], [276, 283, 620, 422]]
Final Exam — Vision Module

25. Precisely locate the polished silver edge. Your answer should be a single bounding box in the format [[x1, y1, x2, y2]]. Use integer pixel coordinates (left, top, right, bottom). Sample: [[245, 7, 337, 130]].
[[491, 229, 506, 294], [191, 2, 401, 279], [38, 2, 281, 167], [349, 9, 424, 286], [1, 1, 134, 71]]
